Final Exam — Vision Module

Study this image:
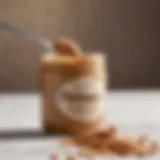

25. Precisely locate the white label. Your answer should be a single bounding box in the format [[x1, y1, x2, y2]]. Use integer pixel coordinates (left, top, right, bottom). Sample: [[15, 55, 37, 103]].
[[55, 77, 106, 123]]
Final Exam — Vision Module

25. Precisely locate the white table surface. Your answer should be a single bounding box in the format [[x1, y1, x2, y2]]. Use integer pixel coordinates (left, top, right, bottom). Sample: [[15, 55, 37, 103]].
[[0, 90, 160, 160]]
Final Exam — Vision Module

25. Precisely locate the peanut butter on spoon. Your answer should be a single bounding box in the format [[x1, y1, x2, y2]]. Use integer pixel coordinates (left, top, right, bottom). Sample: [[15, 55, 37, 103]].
[[54, 37, 82, 56]]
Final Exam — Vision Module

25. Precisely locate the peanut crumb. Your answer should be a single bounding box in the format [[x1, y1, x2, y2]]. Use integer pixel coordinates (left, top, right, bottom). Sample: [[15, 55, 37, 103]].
[[61, 137, 75, 146], [51, 153, 59, 160], [149, 141, 160, 155], [67, 155, 76, 160], [79, 147, 97, 157], [137, 134, 149, 145]]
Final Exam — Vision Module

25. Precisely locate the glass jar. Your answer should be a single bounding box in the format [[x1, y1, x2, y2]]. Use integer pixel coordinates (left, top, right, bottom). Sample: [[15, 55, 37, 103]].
[[40, 53, 107, 134]]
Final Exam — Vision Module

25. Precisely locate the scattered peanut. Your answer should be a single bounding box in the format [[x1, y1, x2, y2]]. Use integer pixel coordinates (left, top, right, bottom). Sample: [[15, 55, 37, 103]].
[[59, 124, 160, 158]]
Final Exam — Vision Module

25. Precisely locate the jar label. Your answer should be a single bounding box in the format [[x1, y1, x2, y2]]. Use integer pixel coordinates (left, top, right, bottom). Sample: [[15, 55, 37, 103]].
[[55, 77, 106, 123]]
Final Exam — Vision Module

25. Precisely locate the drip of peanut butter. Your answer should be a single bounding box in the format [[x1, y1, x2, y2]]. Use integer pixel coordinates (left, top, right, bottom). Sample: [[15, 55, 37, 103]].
[[54, 37, 82, 56]]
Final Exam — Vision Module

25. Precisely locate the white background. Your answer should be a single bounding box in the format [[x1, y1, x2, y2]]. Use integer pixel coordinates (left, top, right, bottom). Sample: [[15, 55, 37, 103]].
[[0, 90, 160, 159]]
